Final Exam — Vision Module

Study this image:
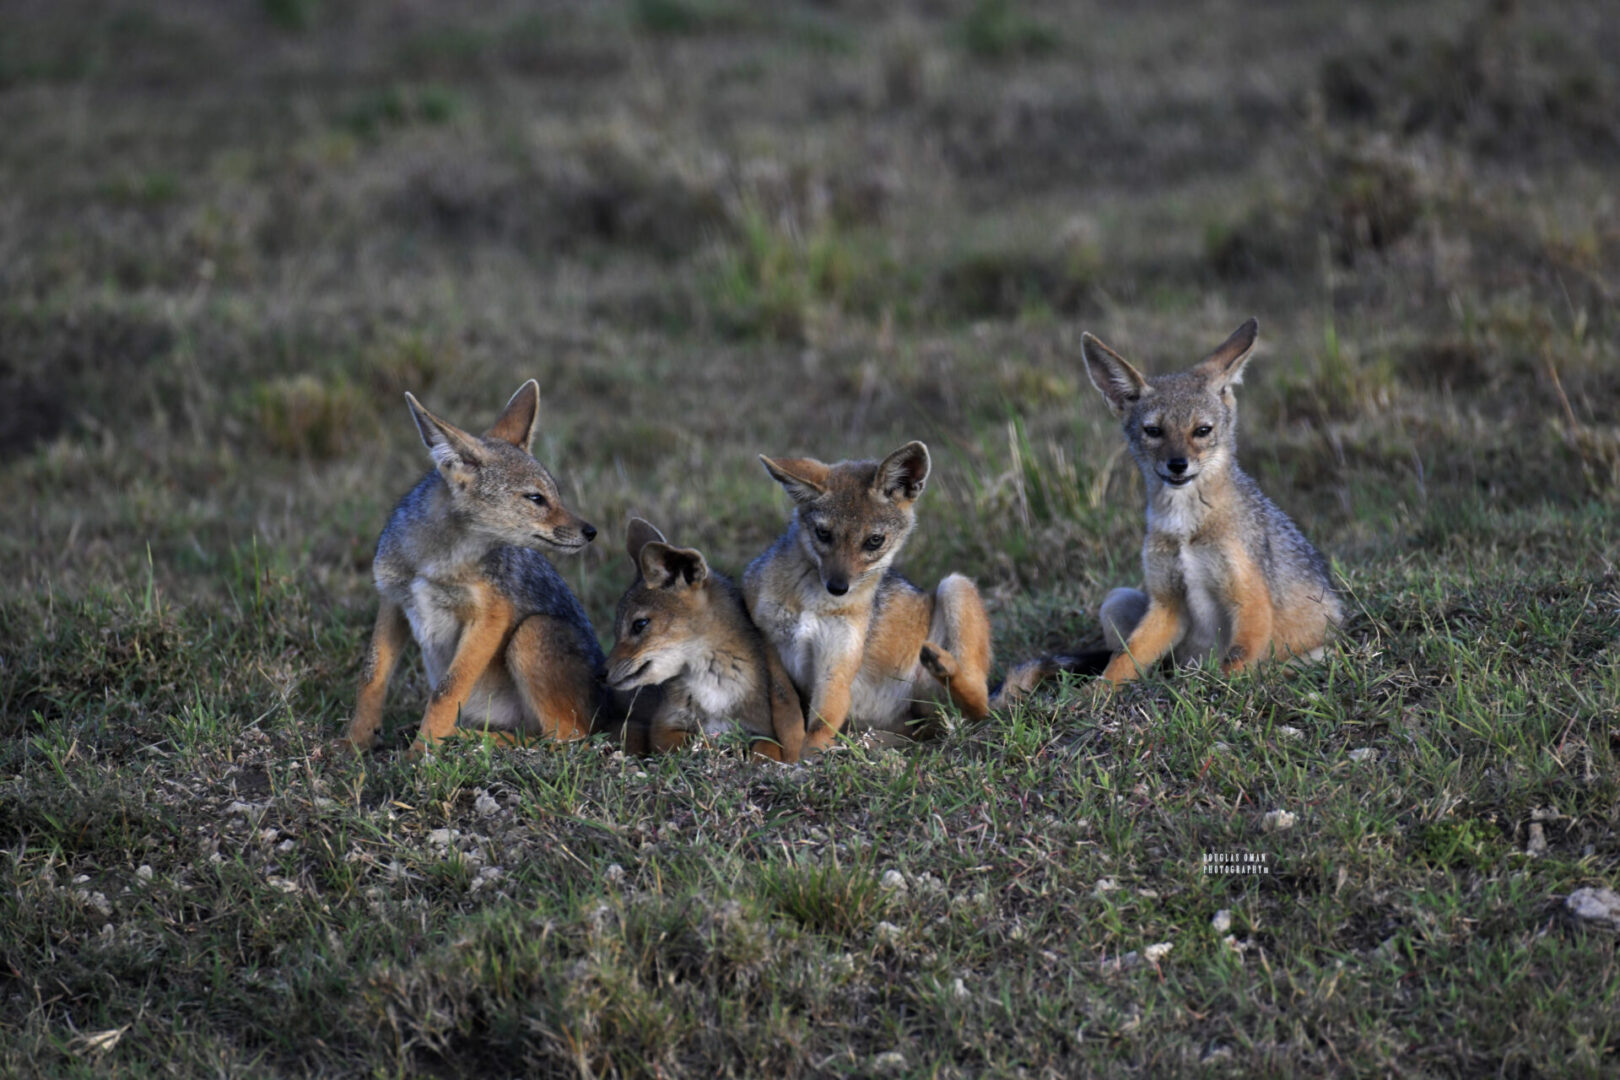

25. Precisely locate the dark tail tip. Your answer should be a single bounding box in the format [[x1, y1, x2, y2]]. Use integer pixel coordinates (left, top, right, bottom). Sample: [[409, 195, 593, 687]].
[[1051, 649, 1113, 678]]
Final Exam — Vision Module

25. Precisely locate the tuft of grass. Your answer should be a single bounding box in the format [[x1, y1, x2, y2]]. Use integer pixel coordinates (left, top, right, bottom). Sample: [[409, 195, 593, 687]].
[[249, 375, 374, 460], [957, 0, 1060, 60]]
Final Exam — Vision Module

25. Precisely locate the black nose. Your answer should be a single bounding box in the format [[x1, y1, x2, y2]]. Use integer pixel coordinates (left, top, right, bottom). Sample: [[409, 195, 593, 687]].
[[826, 578, 849, 596], [581, 523, 598, 542], [1167, 458, 1188, 475]]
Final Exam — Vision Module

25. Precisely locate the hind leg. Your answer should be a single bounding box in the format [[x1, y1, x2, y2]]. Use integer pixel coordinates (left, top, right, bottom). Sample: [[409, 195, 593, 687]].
[[916, 573, 994, 721], [507, 615, 602, 742], [1099, 588, 1149, 653]]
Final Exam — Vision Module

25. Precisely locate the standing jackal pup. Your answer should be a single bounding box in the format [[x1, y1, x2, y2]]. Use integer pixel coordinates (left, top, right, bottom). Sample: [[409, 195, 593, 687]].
[[343, 380, 605, 756], [744, 441, 995, 754], [606, 519, 806, 761], [1083, 319, 1342, 685]]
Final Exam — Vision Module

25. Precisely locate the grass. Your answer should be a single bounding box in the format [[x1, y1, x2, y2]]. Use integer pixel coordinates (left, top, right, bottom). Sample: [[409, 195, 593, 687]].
[[2, 0, 1619, 1076]]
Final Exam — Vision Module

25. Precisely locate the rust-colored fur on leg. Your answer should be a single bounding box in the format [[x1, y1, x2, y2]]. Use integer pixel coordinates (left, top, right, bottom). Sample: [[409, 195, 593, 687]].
[[507, 614, 600, 742], [917, 573, 993, 719], [411, 590, 517, 755], [344, 601, 409, 751], [1220, 549, 1275, 674], [1101, 595, 1185, 685]]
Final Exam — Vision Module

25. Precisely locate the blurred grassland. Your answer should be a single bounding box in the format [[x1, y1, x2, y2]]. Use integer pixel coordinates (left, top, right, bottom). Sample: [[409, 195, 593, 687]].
[[2, 1, 1619, 1076]]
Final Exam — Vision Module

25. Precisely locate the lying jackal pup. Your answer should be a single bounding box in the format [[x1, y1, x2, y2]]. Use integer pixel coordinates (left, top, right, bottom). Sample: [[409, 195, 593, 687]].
[[1083, 318, 1342, 684], [343, 381, 605, 755], [745, 441, 995, 754], [605, 519, 805, 761]]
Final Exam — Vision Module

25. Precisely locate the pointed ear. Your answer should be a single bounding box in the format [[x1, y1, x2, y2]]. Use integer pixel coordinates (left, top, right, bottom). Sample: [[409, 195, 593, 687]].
[[759, 455, 830, 504], [1082, 333, 1153, 418], [1198, 318, 1259, 387], [485, 379, 540, 449], [639, 541, 709, 589], [874, 441, 930, 502], [625, 517, 668, 567], [406, 392, 485, 481]]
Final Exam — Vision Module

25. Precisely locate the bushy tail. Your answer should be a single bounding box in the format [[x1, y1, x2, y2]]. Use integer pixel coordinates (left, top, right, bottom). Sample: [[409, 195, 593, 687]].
[[989, 650, 1112, 709]]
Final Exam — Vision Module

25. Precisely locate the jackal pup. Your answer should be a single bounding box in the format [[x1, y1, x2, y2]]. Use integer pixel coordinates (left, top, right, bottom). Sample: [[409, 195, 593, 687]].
[[744, 441, 996, 754], [605, 519, 806, 761], [342, 380, 605, 755], [1082, 318, 1342, 684]]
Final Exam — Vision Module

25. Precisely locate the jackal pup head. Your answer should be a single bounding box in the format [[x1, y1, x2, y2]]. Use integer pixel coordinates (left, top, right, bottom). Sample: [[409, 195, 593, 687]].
[[404, 380, 597, 553], [606, 518, 713, 690], [759, 441, 930, 597], [1082, 319, 1259, 491]]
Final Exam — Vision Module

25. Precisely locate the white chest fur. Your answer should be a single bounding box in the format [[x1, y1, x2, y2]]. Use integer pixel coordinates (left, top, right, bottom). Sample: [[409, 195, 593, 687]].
[[1147, 487, 1229, 663], [403, 577, 465, 688]]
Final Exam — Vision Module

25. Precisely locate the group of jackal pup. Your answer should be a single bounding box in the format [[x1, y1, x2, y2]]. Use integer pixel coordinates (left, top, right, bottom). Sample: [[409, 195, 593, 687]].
[[341, 318, 1343, 763]]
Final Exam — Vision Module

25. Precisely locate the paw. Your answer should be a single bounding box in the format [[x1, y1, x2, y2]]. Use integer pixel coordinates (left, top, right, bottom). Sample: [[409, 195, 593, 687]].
[[1220, 645, 1251, 675], [331, 735, 371, 757], [802, 725, 837, 757], [919, 642, 959, 682]]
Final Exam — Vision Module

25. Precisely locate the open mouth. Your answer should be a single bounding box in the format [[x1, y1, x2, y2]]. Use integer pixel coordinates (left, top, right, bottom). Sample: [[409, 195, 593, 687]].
[[1158, 472, 1196, 487]]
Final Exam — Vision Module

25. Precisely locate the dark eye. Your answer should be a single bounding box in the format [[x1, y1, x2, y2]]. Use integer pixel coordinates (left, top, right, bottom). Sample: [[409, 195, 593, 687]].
[[1142, 425, 1163, 439], [1193, 425, 1213, 438], [525, 493, 548, 507], [814, 527, 833, 543], [631, 618, 649, 635], [863, 534, 885, 551]]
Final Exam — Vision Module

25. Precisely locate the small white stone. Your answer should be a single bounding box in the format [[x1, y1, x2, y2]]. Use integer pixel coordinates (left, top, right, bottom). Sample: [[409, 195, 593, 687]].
[[951, 977, 969, 1000], [427, 828, 459, 847], [880, 870, 908, 892], [474, 791, 501, 818], [604, 863, 626, 885], [875, 921, 903, 945], [1092, 877, 1119, 896], [266, 876, 299, 894], [135, 865, 153, 882], [871, 1050, 907, 1073], [1143, 941, 1173, 963], [1348, 748, 1376, 763], [1211, 909, 1232, 934], [1566, 887, 1620, 930], [1263, 809, 1297, 832], [276, 839, 296, 854], [1526, 822, 1548, 857], [225, 801, 256, 815], [1278, 726, 1304, 740]]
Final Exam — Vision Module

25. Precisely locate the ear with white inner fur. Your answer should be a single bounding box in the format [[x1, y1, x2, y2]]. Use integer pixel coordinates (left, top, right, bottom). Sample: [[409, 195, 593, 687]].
[[1081, 332, 1153, 417], [486, 379, 541, 450], [874, 441, 930, 502], [759, 455, 830, 504], [625, 517, 668, 567], [639, 542, 709, 589], [1198, 317, 1259, 387], [406, 393, 486, 483]]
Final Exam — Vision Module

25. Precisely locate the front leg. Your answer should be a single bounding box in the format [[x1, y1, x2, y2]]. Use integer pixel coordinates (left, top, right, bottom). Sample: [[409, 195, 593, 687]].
[[761, 650, 807, 763], [343, 600, 409, 752], [1221, 555, 1274, 674], [411, 590, 516, 756], [802, 651, 861, 755], [1101, 595, 1185, 686]]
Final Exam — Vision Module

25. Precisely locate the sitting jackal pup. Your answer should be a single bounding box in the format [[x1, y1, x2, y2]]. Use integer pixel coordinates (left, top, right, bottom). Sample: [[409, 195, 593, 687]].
[[605, 519, 806, 762], [343, 380, 605, 755], [745, 441, 995, 754], [1082, 318, 1342, 684]]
